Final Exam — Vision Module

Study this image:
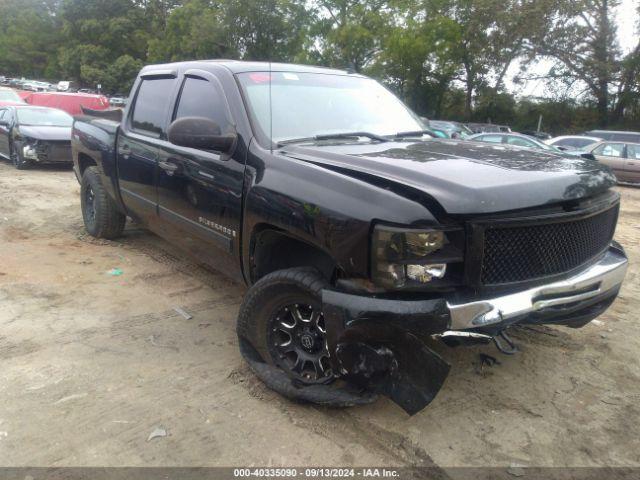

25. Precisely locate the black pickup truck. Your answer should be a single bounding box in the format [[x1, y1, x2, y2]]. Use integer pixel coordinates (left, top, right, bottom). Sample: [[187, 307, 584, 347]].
[[72, 60, 628, 414]]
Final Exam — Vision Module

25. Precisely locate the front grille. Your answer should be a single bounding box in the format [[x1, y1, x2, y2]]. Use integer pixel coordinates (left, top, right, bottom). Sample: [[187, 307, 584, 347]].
[[480, 204, 619, 285], [35, 141, 71, 163]]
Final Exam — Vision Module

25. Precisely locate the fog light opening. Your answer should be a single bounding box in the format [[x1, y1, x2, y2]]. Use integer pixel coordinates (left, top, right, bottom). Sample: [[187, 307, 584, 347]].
[[406, 264, 447, 283]]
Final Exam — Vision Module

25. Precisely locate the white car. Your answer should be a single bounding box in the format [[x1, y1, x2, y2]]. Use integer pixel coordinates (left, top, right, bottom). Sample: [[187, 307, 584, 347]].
[[545, 135, 603, 151]]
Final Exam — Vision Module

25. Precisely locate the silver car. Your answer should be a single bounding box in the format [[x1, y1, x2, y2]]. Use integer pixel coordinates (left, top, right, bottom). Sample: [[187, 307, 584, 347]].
[[587, 141, 640, 184]]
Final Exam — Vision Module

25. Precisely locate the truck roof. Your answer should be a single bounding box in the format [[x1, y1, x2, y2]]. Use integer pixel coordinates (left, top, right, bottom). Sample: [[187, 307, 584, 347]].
[[140, 60, 357, 77]]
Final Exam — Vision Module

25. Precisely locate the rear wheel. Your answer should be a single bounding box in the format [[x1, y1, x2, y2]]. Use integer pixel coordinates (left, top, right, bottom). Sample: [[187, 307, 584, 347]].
[[237, 268, 334, 384], [80, 166, 126, 239]]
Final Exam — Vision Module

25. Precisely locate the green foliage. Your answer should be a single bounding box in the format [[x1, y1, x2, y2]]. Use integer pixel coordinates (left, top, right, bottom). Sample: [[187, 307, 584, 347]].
[[0, 0, 636, 132]]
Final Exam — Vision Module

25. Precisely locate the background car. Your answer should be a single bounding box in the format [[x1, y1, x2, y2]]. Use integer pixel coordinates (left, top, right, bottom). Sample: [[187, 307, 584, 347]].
[[584, 130, 640, 143], [468, 132, 596, 159], [21, 91, 110, 115], [57, 80, 79, 92], [22, 81, 54, 92], [465, 122, 504, 133], [521, 130, 552, 140], [585, 141, 640, 184], [546, 135, 603, 150], [428, 120, 473, 139], [0, 105, 73, 169], [469, 132, 558, 150], [0, 87, 26, 106], [109, 95, 128, 107]]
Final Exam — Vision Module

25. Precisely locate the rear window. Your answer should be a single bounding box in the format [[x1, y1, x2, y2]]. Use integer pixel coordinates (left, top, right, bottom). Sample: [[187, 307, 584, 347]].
[[572, 138, 598, 148], [131, 78, 175, 137], [611, 133, 640, 142]]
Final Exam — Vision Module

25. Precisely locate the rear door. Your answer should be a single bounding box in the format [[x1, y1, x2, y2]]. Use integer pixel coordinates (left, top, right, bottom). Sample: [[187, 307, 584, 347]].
[[117, 75, 177, 223], [156, 70, 245, 279], [623, 144, 640, 183], [592, 142, 626, 179]]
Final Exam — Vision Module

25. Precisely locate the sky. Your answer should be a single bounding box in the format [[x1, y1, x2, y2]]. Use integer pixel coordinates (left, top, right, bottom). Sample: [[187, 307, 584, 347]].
[[510, 0, 639, 98]]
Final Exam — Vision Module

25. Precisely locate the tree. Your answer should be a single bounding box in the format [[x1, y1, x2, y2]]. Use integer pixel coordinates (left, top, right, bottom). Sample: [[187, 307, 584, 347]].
[[533, 0, 623, 125], [147, 0, 232, 62], [0, 0, 60, 78], [309, 0, 391, 71]]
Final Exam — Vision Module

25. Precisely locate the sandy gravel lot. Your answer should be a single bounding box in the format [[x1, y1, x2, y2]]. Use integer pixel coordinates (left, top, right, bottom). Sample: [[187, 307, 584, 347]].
[[0, 161, 639, 468]]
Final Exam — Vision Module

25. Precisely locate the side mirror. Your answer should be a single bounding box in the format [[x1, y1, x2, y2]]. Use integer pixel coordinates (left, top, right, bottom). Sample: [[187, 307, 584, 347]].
[[167, 116, 236, 153]]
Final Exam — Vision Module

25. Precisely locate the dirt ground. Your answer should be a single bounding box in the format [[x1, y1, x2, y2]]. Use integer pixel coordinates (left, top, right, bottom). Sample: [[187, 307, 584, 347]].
[[0, 160, 639, 469]]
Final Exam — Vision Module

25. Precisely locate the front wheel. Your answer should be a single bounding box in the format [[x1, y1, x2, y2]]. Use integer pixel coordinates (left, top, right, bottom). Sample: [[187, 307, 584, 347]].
[[237, 268, 334, 385], [80, 166, 126, 239], [10, 143, 30, 170]]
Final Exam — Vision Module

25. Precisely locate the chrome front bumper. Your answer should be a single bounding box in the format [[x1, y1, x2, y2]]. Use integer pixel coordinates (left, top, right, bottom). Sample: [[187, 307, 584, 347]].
[[447, 244, 628, 331]]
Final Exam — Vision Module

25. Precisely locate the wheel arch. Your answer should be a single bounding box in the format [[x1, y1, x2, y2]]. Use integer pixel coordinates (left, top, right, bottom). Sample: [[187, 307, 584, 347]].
[[77, 152, 98, 177], [249, 225, 339, 285]]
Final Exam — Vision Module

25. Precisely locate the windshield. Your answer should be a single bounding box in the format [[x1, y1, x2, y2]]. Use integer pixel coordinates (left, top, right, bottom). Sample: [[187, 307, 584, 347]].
[[238, 72, 424, 144], [17, 108, 72, 127], [0, 89, 22, 103]]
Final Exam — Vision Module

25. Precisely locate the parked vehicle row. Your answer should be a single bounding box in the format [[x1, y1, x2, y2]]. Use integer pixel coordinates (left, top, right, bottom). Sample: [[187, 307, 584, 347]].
[[1, 75, 127, 106]]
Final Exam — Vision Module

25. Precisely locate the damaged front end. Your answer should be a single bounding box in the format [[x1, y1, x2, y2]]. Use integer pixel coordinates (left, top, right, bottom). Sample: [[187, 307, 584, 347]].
[[239, 242, 627, 415], [322, 291, 451, 415]]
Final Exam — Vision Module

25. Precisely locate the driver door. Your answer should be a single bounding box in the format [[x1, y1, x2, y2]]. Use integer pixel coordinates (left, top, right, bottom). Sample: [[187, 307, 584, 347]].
[[156, 71, 245, 280]]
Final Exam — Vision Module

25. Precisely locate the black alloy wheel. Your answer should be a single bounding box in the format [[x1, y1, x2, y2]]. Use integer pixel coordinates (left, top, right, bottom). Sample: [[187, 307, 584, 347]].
[[83, 184, 97, 229], [268, 302, 332, 383]]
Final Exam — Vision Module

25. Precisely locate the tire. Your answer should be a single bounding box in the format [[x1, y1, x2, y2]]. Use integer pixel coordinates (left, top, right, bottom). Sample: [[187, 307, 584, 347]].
[[10, 143, 30, 170], [237, 267, 334, 385], [80, 166, 126, 239]]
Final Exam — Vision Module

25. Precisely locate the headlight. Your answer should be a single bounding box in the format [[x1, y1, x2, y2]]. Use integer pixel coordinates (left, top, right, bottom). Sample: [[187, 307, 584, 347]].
[[22, 139, 38, 159], [371, 225, 464, 288]]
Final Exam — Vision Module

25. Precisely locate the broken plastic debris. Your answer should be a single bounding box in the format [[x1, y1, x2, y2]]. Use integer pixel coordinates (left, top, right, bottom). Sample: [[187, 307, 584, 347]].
[[106, 268, 123, 276], [173, 306, 192, 320], [147, 426, 167, 442]]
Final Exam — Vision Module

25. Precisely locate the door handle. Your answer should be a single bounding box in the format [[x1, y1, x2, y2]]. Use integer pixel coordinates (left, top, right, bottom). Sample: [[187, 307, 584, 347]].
[[159, 160, 179, 176], [120, 143, 131, 159]]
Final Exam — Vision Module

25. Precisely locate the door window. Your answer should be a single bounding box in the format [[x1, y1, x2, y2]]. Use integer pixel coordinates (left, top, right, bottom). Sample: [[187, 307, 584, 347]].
[[173, 76, 231, 129], [626, 144, 640, 160], [131, 78, 176, 137], [594, 143, 624, 157], [478, 135, 503, 143], [506, 136, 536, 148], [611, 133, 640, 143]]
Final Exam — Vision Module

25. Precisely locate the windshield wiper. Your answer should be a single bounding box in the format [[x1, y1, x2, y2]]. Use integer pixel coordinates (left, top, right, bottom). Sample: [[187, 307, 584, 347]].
[[393, 130, 437, 139], [278, 131, 389, 147]]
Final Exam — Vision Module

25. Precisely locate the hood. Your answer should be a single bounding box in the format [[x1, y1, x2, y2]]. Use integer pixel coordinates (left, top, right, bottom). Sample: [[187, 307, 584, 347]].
[[18, 125, 71, 141], [281, 139, 616, 214]]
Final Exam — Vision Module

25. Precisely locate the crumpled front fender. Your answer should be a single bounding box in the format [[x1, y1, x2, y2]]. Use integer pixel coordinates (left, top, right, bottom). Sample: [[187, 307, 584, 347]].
[[322, 290, 451, 415]]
